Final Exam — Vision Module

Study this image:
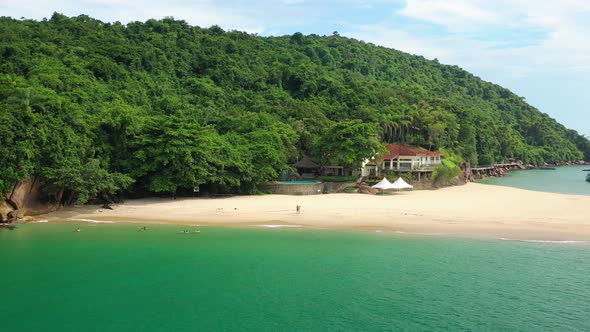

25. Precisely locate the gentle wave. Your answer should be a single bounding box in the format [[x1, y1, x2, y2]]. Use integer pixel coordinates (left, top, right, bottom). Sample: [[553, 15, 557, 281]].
[[498, 238, 586, 244], [36, 220, 49, 223], [395, 231, 445, 236], [69, 218, 114, 224]]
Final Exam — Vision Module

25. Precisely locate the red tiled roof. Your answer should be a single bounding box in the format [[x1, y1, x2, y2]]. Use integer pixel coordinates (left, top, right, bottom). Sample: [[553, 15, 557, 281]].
[[423, 150, 443, 157], [382, 144, 443, 160]]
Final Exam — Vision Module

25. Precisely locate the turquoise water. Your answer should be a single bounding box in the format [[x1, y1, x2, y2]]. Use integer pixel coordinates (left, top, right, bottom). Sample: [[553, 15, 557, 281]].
[[2, 224, 590, 331], [478, 165, 590, 195]]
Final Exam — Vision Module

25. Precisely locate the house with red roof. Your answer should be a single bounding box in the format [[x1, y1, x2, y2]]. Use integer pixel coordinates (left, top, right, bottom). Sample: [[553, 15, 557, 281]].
[[361, 144, 443, 177]]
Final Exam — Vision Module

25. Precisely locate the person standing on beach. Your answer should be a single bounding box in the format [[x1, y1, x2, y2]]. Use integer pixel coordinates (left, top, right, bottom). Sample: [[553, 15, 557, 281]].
[[296, 205, 301, 214]]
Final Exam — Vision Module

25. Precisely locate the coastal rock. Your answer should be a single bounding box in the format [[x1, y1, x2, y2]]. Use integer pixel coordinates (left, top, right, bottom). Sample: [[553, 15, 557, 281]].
[[6, 177, 58, 216], [0, 200, 14, 223], [357, 185, 377, 195], [6, 210, 18, 223], [358, 187, 374, 195]]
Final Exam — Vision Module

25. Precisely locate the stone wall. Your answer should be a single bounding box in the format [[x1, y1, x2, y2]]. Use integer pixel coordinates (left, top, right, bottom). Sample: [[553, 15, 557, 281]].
[[323, 182, 357, 193], [259, 183, 325, 195], [260, 182, 359, 195]]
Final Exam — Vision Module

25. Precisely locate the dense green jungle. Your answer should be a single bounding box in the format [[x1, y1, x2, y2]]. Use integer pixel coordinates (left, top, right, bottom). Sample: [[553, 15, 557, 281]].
[[1, 14, 588, 203]]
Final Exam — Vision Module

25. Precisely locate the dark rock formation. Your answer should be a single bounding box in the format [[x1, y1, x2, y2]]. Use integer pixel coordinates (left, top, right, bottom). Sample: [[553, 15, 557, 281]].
[[2, 176, 59, 218], [461, 161, 472, 183]]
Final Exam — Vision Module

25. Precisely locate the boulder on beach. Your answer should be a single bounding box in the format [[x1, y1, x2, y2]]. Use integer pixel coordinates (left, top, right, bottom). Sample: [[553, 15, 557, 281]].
[[357, 184, 378, 195]]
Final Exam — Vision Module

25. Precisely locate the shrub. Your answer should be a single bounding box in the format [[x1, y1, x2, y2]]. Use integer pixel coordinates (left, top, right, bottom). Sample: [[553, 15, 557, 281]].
[[432, 149, 462, 187]]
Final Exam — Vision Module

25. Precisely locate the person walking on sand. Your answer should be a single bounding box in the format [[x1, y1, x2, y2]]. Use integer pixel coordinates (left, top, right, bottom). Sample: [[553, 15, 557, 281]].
[[296, 205, 301, 214]]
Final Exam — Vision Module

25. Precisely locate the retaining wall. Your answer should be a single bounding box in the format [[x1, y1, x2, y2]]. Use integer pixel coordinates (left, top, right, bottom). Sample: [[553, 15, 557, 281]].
[[260, 183, 325, 195]]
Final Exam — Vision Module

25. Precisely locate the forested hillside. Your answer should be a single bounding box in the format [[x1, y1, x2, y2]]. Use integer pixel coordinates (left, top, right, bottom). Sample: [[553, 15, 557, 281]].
[[1, 14, 589, 202]]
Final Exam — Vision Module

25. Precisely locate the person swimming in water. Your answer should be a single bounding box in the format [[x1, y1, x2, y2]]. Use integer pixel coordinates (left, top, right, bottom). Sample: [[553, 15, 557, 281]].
[[74, 228, 81, 232]]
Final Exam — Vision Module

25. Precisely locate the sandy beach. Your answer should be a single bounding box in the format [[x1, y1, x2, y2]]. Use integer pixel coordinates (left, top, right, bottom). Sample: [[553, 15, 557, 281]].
[[43, 183, 590, 240]]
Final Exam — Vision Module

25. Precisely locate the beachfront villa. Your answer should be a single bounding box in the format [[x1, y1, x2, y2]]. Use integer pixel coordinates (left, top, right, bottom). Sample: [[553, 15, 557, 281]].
[[293, 145, 443, 179], [361, 144, 443, 177]]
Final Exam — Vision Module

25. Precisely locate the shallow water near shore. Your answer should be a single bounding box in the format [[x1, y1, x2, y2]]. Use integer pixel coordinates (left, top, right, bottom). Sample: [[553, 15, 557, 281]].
[[478, 165, 590, 195], [2, 223, 590, 331]]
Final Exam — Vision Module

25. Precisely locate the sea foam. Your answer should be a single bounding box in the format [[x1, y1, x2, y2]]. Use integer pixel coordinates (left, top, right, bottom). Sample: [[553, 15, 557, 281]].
[[498, 238, 586, 244], [68, 218, 114, 224]]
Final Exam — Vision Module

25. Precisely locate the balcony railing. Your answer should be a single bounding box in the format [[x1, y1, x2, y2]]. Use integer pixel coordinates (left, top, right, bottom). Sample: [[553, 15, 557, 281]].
[[382, 164, 439, 171]]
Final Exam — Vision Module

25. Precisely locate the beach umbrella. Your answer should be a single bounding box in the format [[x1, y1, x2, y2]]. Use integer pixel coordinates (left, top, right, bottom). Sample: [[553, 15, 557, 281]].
[[391, 177, 414, 192], [371, 177, 395, 194]]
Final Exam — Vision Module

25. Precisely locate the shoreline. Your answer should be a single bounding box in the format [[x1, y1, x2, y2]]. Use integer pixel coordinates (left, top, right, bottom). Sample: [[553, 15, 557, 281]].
[[38, 183, 590, 241]]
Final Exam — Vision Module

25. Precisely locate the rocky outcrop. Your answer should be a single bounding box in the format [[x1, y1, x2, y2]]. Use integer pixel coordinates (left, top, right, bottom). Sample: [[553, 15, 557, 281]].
[[550, 160, 590, 166], [470, 163, 526, 181], [469, 160, 590, 181], [461, 161, 472, 183], [2, 177, 59, 219], [357, 183, 378, 195], [0, 200, 14, 223]]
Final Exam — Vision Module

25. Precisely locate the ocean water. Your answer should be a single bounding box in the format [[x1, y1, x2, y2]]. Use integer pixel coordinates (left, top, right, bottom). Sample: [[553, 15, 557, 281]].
[[478, 165, 590, 195], [1, 224, 590, 331]]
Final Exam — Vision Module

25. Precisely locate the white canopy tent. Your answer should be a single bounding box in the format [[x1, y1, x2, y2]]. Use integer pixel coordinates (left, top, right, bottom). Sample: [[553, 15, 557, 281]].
[[371, 177, 395, 194], [371, 177, 394, 190], [391, 177, 414, 191]]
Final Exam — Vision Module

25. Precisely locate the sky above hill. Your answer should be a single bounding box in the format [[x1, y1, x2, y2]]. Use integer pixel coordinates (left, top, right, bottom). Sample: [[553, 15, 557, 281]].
[[2, 0, 589, 136]]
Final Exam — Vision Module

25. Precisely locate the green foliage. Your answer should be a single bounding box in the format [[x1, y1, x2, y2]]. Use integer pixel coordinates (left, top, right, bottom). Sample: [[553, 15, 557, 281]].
[[343, 186, 358, 193], [42, 159, 133, 204], [432, 149, 463, 187], [127, 115, 217, 194], [384, 172, 413, 185], [0, 14, 588, 202], [313, 120, 385, 168]]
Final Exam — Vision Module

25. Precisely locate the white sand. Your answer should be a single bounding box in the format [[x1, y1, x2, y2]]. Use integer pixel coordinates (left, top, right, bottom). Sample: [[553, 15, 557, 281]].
[[47, 183, 590, 240]]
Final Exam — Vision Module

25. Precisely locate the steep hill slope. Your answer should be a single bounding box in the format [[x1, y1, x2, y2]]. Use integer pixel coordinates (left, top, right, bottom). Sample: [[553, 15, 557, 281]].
[[1, 14, 588, 201]]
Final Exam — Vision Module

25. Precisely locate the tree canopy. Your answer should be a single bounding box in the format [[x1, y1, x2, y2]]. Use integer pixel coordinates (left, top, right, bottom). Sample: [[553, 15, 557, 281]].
[[0, 14, 588, 202]]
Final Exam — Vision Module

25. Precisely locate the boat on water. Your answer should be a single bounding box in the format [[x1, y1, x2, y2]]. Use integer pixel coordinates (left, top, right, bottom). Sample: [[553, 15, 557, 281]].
[[585, 170, 590, 182]]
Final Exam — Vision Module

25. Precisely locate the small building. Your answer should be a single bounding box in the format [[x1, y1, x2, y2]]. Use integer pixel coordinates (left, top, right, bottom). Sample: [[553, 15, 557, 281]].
[[293, 156, 354, 178], [361, 144, 443, 177], [321, 165, 347, 176], [293, 155, 320, 179]]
